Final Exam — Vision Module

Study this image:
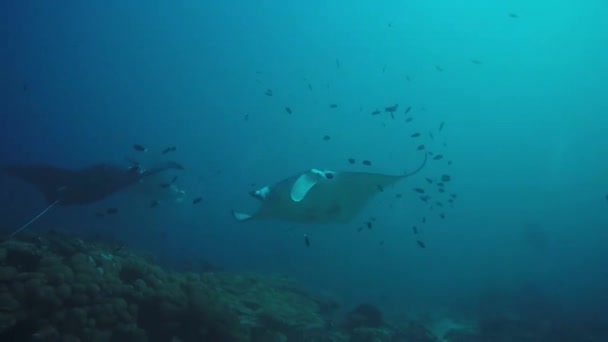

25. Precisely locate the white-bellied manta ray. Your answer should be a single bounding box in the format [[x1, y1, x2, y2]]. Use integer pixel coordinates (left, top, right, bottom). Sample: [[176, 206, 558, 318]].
[[232, 152, 427, 224], [0, 160, 184, 239]]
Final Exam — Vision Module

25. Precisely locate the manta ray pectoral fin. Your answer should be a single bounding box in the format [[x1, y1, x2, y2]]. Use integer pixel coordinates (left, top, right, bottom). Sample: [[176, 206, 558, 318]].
[[231, 210, 253, 221], [291, 168, 333, 202]]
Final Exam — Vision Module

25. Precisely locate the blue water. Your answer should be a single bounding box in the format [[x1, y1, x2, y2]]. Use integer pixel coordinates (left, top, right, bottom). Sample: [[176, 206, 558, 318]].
[[2, 0, 608, 328]]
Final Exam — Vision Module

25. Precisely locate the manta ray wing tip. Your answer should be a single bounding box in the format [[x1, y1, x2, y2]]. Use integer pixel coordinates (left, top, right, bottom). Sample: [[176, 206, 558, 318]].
[[231, 210, 253, 221]]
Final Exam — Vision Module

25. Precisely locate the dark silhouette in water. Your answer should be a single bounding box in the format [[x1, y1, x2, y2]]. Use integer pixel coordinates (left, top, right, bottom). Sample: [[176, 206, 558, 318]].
[[0, 161, 184, 239]]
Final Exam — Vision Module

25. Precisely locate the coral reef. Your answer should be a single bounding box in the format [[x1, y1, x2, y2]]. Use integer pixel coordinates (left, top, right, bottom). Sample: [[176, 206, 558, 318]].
[[8, 231, 601, 341], [0, 231, 341, 341]]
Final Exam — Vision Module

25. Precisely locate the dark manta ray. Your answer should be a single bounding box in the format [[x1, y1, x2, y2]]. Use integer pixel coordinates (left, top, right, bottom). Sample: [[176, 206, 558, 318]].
[[0, 160, 184, 239]]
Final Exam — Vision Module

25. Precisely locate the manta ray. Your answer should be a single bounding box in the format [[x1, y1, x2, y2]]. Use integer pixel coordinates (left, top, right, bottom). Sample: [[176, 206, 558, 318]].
[[0, 160, 184, 239], [232, 153, 427, 224]]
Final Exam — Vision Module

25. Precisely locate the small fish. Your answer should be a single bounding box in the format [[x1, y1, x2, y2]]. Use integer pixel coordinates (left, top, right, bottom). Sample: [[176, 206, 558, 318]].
[[422, 217, 426, 224], [244, 114, 249, 121], [149, 200, 160, 208], [385, 104, 399, 113], [171, 176, 178, 183], [429, 132, 434, 140], [371, 109, 381, 115], [348, 158, 356, 164], [404, 106, 412, 115], [417, 145, 425, 151], [413, 188, 425, 194], [448, 160, 453, 165], [437, 182, 444, 187], [307, 83, 313, 91], [362, 160, 372, 166], [382, 65, 386, 73], [329, 104, 338, 108], [265, 89, 273, 96], [471, 59, 482, 65], [411, 133, 420, 138], [390, 113, 395, 120], [162, 146, 177, 154], [605, 194, 608, 202], [439, 213, 445, 219], [441, 174, 451, 182], [370, 217, 377, 222], [405, 117, 413, 123], [433, 154, 444, 160], [435, 65, 444, 72], [419, 195, 431, 203], [438, 188, 445, 193], [326, 173, 334, 180], [508, 13, 519, 19], [412, 226, 418, 234], [425, 178, 433, 184], [106, 208, 118, 215], [192, 197, 202, 205], [439, 122, 445, 131], [366, 222, 372, 229], [379, 240, 384, 246], [285, 107, 292, 114], [417, 240, 426, 248], [447, 198, 454, 204], [395, 193, 403, 198], [377, 185, 384, 192], [304, 234, 311, 247], [133, 144, 147, 152], [95, 212, 105, 219], [357, 227, 363, 232], [159, 183, 171, 189], [323, 135, 331, 141], [436, 202, 443, 207]]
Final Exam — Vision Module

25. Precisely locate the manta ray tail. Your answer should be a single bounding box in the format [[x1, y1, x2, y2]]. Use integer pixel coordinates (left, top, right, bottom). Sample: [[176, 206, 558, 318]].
[[404, 152, 428, 178], [4, 200, 60, 241]]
